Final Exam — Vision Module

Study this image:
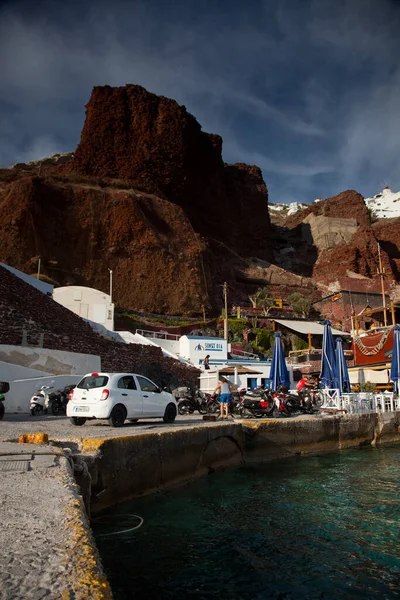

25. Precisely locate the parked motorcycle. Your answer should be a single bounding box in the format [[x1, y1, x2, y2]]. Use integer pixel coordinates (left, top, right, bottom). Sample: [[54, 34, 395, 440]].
[[273, 386, 301, 417], [0, 381, 10, 420], [49, 384, 76, 416], [173, 387, 209, 415], [274, 385, 323, 417], [239, 387, 276, 418], [30, 385, 54, 416]]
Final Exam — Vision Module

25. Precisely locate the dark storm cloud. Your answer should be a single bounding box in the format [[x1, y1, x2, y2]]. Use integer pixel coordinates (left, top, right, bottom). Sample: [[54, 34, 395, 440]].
[[0, 0, 400, 203]]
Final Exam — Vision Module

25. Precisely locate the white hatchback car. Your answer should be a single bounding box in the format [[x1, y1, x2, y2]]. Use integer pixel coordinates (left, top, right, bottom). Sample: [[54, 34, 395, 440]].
[[67, 372, 177, 427]]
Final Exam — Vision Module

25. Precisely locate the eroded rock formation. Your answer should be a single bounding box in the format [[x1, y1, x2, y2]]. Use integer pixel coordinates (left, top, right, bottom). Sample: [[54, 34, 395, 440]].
[[272, 189, 395, 286], [1, 84, 400, 317], [69, 85, 272, 258]]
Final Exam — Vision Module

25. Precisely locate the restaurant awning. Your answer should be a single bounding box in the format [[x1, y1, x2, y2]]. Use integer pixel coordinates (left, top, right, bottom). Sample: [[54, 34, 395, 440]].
[[274, 319, 347, 337], [218, 365, 263, 375]]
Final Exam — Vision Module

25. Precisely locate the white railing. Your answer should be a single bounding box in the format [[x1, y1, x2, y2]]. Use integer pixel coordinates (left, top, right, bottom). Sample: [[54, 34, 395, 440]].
[[229, 349, 260, 360], [319, 390, 400, 414], [136, 329, 180, 341], [319, 389, 342, 410]]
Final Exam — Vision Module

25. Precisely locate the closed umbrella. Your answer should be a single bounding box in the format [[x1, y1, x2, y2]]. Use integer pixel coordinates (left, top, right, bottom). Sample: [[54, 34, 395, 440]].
[[335, 337, 351, 393], [320, 320, 338, 389], [390, 325, 400, 393], [270, 332, 290, 390]]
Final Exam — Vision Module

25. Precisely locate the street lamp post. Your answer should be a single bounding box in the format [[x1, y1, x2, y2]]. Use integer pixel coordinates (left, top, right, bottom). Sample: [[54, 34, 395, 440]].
[[108, 269, 113, 303]]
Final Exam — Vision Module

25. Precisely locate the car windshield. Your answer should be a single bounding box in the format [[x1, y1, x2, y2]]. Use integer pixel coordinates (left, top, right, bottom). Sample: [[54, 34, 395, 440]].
[[77, 375, 109, 390]]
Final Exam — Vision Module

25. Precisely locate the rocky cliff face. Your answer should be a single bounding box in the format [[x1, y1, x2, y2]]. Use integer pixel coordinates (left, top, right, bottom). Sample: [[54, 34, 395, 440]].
[[0, 84, 276, 315], [0, 176, 213, 314], [2, 84, 400, 317], [69, 85, 272, 258], [272, 189, 395, 286]]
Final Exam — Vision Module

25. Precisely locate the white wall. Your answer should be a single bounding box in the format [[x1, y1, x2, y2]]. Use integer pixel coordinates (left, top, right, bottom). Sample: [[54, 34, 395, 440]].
[[0, 345, 100, 376], [151, 338, 180, 356], [3, 374, 82, 413], [199, 363, 294, 392], [180, 336, 228, 367], [53, 286, 114, 331]]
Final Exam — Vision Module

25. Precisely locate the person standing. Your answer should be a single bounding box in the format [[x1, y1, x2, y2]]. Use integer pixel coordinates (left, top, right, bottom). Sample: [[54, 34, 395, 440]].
[[204, 355, 210, 370], [213, 378, 231, 419]]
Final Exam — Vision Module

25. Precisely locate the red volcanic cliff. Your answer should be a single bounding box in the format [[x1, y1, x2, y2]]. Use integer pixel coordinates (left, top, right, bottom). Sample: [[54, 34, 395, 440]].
[[2, 84, 400, 319], [274, 189, 395, 285], [69, 85, 272, 258], [0, 176, 211, 314], [285, 190, 371, 229]]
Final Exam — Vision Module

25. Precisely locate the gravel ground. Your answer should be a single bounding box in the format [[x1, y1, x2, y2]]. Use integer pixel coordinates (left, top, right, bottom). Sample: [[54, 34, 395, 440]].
[[0, 451, 111, 600]]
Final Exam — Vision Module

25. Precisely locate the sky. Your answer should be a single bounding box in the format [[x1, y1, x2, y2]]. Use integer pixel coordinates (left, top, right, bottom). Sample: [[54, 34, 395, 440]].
[[1, 0, 400, 205]]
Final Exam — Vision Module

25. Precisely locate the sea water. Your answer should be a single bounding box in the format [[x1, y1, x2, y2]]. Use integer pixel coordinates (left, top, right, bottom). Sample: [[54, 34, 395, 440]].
[[93, 445, 400, 599]]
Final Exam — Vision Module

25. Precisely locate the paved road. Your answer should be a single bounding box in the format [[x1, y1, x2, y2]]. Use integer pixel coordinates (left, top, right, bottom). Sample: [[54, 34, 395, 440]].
[[0, 411, 321, 445], [0, 412, 233, 443]]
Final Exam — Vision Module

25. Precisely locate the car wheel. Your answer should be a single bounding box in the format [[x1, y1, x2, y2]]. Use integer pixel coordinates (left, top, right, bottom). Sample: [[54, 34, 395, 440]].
[[128, 419, 139, 423], [163, 403, 177, 423], [108, 404, 127, 427], [70, 417, 87, 426]]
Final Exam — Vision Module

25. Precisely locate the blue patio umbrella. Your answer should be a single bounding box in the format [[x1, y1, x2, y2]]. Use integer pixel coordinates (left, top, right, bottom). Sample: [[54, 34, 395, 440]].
[[390, 325, 400, 393], [270, 332, 290, 390], [320, 320, 338, 389], [335, 337, 351, 394]]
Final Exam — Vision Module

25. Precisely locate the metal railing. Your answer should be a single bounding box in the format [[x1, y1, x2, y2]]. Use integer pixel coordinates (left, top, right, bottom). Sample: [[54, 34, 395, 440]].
[[136, 329, 180, 341], [229, 349, 260, 360]]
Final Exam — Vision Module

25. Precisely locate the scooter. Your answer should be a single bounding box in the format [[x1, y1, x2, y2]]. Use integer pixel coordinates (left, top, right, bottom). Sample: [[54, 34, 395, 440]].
[[239, 387, 276, 418], [0, 381, 10, 420], [30, 385, 54, 416], [176, 389, 211, 415]]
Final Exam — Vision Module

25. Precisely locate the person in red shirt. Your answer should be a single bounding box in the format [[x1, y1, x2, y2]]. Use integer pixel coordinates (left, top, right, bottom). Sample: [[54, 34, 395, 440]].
[[296, 375, 313, 405]]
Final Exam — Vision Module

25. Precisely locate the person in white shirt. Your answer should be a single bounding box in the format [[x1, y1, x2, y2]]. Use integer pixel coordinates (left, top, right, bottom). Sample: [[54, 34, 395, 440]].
[[212, 378, 231, 419]]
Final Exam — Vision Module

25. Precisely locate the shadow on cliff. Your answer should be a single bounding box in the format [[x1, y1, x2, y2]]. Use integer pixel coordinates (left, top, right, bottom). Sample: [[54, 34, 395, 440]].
[[379, 240, 400, 279], [272, 223, 318, 278]]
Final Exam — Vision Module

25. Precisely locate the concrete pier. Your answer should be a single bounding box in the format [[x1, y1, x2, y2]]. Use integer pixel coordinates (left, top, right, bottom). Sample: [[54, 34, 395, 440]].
[[0, 442, 111, 600], [0, 411, 399, 598]]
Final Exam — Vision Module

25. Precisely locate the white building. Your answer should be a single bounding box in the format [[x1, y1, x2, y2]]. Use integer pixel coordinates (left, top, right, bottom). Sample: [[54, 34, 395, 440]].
[[126, 329, 295, 391], [53, 286, 114, 331]]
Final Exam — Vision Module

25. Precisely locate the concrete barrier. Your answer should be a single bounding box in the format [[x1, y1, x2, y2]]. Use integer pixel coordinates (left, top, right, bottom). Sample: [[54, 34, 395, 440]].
[[71, 413, 400, 516]]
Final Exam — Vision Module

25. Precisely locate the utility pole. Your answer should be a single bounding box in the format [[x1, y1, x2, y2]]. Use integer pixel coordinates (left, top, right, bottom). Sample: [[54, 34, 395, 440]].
[[223, 281, 228, 341], [108, 269, 113, 304], [37, 257, 41, 280], [377, 244, 387, 327], [202, 304, 206, 323]]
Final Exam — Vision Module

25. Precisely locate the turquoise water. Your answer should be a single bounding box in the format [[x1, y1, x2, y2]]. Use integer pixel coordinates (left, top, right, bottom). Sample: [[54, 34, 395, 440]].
[[93, 446, 400, 599]]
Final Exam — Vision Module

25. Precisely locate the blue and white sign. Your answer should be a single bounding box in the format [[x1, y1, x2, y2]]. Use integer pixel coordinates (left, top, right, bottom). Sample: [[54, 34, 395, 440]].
[[195, 342, 223, 352]]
